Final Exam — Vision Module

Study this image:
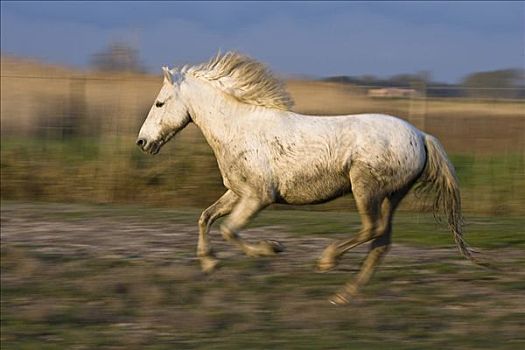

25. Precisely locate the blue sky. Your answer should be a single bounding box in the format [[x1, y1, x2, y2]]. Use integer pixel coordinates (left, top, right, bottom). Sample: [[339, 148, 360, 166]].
[[1, 1, 524, 82]]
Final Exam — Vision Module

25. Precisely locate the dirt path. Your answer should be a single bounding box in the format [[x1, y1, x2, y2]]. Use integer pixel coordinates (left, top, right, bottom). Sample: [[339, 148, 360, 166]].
[[2, 202, 525, 349]]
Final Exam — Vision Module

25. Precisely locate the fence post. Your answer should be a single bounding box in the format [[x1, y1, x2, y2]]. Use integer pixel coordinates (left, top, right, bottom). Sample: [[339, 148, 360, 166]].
[[65, 74, 87, 138], [409, 80, 427, 131]]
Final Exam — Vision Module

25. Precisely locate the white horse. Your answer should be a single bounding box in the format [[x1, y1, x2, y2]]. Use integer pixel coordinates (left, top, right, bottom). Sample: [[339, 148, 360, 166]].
[[137, 52, 480, 305]]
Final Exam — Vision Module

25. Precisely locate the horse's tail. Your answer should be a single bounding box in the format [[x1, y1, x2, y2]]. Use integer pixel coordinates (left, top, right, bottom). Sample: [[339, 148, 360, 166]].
[[417, 133, 485, 267]]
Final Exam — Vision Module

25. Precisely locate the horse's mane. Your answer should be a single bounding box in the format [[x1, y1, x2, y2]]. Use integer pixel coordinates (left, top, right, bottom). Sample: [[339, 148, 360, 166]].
[[184, 51, 293, 111]]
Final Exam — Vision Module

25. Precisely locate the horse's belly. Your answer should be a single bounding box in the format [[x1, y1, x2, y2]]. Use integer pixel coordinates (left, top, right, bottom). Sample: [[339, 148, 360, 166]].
[[276, 173, 351, 205]]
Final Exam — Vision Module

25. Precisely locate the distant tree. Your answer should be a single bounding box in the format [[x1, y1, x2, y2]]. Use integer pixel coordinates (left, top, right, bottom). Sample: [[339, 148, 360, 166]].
[[388, 71, 430, 88], [462, 68, 525, 99], [324, 72, 432, 93], [91, 42, 144, 73], [359, 74, 378, 84]]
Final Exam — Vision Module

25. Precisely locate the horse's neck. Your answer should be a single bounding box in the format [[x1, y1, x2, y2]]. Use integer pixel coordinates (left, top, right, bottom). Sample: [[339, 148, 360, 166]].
[[182, 77, 265, 149]]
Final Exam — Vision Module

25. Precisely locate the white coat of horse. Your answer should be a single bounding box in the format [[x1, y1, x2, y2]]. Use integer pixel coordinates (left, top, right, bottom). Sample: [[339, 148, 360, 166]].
[[137, 52, 480, 304]]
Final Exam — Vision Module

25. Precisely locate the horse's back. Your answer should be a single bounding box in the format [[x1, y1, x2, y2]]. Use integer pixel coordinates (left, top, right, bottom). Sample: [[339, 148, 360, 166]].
[[297, 113, 427, 190], [269, 113, 426, 204]]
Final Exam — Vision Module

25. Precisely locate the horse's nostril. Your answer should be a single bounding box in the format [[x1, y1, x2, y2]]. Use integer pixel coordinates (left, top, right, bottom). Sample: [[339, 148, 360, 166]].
[[136, 138, 146, 148]]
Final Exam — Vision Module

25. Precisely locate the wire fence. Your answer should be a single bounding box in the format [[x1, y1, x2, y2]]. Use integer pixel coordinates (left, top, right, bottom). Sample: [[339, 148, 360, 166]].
[[1, 73, 524, 214], [1, 72, 523, 138]]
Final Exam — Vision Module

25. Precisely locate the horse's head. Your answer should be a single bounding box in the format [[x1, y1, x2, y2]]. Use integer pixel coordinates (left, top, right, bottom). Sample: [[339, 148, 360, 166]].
[[136, 67, 191, 155]]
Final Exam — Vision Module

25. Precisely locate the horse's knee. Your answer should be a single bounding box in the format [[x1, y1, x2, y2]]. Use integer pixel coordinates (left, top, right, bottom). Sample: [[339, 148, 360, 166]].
[[318, 244, 340, 271], [198, 212, 210, 230]]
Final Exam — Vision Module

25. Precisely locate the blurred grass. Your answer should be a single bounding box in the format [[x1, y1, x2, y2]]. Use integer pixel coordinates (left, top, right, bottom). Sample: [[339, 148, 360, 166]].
[[252, 210, 525, 249], [2, 55, 525, 350], [1, 135, 524, 215], [2, 200, 523, 249]]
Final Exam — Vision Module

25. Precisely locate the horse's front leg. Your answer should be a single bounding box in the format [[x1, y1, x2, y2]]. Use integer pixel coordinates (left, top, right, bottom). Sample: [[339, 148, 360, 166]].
[[220, 196, 284, 257], [197, 190, 238, 273]]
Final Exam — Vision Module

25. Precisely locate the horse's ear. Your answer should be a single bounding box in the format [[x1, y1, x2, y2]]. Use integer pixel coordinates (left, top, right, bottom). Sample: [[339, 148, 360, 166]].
[[162, 66, 173, 84]]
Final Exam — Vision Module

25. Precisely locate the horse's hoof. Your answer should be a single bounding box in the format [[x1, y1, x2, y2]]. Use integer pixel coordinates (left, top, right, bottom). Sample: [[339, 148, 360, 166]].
[[265, 240, 285, 254], [328, 292, 351, 306], [317, 244, 339, 272], [245, 240, 285, 257], [316, 258, 338, 272], [200, 256, 220, 274]]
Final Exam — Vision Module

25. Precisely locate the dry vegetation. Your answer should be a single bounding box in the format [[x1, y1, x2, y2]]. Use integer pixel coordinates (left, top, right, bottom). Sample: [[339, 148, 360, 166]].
[[1, 55, 524, 214], [2, 55, 524, 151]]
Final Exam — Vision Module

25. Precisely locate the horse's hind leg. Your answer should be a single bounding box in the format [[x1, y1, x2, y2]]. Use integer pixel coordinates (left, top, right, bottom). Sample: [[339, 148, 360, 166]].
[[318, 182, 383, 272], [329, 189, 407, 305], [197, 190, 238, 273], [220, 196, 284, 257], [330, 233, 391, 305]]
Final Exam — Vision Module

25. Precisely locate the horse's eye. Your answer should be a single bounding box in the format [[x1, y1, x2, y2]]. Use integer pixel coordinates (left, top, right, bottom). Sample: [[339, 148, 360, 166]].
[[155, 101, 165, 108]]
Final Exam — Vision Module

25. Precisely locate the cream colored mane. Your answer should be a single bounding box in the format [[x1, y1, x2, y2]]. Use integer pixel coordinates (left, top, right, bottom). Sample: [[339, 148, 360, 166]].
[[184, 52, 293, 110]]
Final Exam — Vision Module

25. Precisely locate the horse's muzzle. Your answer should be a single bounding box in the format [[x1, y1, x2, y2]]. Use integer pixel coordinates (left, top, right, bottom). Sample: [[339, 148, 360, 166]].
[[136, 138, 161, 155], [136, 138, 147, 148]]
